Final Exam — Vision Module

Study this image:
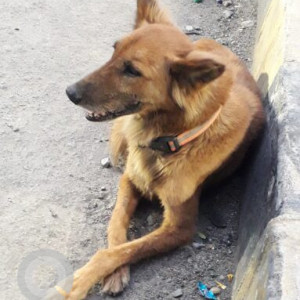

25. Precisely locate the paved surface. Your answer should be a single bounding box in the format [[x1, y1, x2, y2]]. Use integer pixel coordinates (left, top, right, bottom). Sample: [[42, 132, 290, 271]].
[[0, 1, 257, 299]]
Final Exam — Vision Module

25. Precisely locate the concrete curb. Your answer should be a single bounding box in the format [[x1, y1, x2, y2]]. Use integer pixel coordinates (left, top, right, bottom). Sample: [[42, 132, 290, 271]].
[[233, 0, 300, 299]]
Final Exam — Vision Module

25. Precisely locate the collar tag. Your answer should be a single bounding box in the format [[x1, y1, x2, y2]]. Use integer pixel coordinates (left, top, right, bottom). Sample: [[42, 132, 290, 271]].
[[149, 136, 181, 153]]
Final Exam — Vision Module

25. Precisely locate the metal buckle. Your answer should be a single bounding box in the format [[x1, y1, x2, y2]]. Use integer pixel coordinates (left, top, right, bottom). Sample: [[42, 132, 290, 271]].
[[149, 136, 181, 153]]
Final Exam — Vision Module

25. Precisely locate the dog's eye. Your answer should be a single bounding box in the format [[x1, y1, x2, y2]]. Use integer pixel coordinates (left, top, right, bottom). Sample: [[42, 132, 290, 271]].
[[123, 62, 142, 77]]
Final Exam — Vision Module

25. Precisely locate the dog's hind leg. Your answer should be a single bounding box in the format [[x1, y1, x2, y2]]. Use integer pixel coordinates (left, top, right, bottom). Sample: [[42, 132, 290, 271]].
[[102, 174, 139, 295]]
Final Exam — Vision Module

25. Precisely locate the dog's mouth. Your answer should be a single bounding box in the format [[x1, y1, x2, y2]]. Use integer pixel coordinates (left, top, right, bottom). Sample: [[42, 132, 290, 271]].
[[85, 101, 141, 122]]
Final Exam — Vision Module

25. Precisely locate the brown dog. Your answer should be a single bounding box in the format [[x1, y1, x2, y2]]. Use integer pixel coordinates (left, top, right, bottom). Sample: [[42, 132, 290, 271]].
[[64, 0, 264, 299]]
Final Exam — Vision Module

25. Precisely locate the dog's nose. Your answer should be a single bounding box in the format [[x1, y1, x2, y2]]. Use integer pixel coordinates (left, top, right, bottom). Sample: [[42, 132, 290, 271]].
[[66, 84, 82, 105]]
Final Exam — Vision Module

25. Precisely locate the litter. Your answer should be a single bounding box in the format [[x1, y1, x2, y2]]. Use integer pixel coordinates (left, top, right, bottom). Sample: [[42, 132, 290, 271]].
[[215, 280, 227, 290], [198, 231, 207, 240], [227, 273, 234, 282], [197, 282, 217, 300]]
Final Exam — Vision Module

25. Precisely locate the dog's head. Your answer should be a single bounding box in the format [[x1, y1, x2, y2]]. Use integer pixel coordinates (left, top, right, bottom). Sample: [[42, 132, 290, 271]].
[[66, 0, 225, 122]]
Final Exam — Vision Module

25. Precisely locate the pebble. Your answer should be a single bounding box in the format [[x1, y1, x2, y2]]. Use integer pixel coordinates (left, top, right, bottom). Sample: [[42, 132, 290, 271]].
[[241, 20, 255, 28], [101, 157, 111, 168], [172, 288, 183, 298], [146, 214, 155, 226], [184, 25, 201, 35], [216, 0, 222, 4], [192, 242, 205, 249], [101, 186, 107, 191], [223, 10, 233, 19], [223, 0, 232, 7], [210, 286, 221, 295], [198, 231, 207, 240], [185, 25, 194, 31], [219, 275, 225, 281]]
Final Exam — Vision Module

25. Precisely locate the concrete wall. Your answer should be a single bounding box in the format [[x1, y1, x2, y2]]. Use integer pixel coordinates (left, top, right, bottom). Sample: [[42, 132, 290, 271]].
[[233, 0, 300, 299]]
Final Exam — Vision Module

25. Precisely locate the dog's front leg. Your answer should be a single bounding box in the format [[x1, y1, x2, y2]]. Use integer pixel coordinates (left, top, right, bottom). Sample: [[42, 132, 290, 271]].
[[102, 174, 139, 295], [65, 194, 198, 300]]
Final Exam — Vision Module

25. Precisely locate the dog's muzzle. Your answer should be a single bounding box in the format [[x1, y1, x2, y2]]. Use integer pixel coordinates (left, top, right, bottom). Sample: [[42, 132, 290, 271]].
[[66, 84, 82, 105]]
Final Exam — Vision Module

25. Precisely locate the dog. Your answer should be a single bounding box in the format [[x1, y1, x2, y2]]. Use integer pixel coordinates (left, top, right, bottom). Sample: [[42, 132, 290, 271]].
[[64, 0, 265, 299]]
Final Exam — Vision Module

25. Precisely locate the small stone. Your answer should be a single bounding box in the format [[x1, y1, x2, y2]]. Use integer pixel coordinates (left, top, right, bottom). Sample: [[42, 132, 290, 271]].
[[185, 25, 194, 31], [223, 0, 232, 7], [206, 244, 215, 250], [198, 231, 207, 240], [192, 242, 205, 249], [210, 286, 221, 295], [241, 20, 255, 28], [216, 0, 223, 4], [101, 157, 111, 168], [219, 275, 226, 281], [101, 186, 107, 191], [49, 209, 58, 218], [147, 214, 154, 226], [172, 288, 183, 298], [223, 10, 233, 19]]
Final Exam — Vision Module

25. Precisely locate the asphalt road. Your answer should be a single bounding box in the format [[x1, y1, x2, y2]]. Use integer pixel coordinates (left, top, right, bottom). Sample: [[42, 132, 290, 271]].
[[0, 1, 257, 299]]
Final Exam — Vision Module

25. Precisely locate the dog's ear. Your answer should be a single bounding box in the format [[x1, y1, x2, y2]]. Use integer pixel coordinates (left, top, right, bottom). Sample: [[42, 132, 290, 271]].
[[170, 51, 225, 86], [135, 0, 174, 29]]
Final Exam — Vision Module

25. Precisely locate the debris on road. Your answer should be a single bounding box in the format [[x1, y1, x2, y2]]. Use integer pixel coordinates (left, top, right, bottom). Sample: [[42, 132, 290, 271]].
[[223, 0, 232, 7], [210, 286, 221, 295], [197, 282, 217, 300], [227, 273, 234, 282], [49, 208, 58, 218], [198, 231, 207, 240], [219, 275, 225, 281], [194, 0, 203, 3], [172, 288, 183, 298], [216, 0, 223, 4], [146, 214, 155, 226], [223, 10, 234, 19], [192, 242, 205, 249], [215, 280, 227, 290], [184, 25, 201, 35], [101, 157, 111, 168], [241, 20, 255, 28]]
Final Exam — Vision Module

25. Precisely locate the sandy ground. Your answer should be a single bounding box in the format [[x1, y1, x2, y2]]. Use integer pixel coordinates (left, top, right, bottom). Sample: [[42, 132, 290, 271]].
[[0, 0, 257, 299]]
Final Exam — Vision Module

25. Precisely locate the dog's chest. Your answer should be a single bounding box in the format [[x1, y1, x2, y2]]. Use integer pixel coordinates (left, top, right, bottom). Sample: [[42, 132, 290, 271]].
[[126, 147, 166, 197]]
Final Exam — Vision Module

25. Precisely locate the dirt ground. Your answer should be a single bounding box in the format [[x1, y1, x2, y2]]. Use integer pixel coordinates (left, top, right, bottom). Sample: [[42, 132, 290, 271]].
[[0, 0, 257, 299]]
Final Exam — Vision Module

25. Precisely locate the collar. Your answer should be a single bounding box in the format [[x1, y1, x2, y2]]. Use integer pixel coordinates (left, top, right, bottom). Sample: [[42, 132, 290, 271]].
[[148, 105, 222, 154]]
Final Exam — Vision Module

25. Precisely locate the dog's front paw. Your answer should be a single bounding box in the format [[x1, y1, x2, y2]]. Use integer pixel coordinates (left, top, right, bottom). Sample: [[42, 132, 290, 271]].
[[64, 267, 95, 300], [102, 265, 130, 295]]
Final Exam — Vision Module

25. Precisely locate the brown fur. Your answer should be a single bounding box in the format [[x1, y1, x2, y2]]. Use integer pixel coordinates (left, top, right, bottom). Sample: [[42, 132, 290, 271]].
[[63, 1, 264, 299]]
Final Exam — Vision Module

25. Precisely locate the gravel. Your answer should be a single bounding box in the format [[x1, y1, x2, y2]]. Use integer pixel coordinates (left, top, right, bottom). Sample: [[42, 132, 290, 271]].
[[0, 0, 257, 299], [172, 288, 183, 298], [101, 157, 111, 168]]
